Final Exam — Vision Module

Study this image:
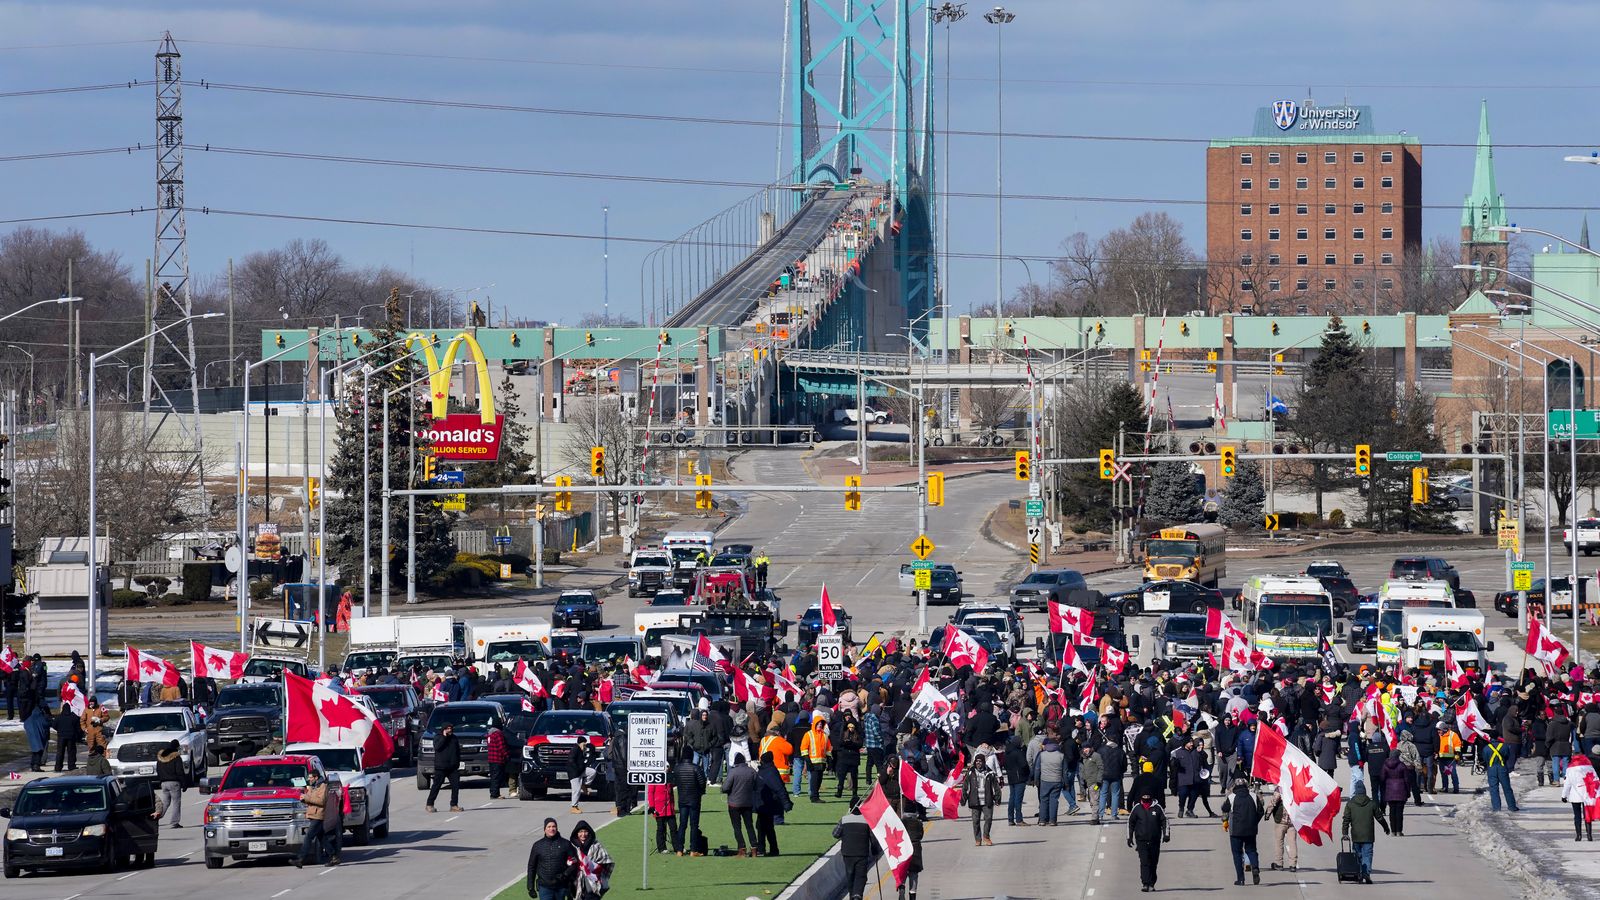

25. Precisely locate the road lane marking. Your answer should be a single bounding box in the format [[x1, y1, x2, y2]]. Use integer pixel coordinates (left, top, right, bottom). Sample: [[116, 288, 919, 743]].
[[1093, 869, 1101, 877], [117, 872, 138, 881], [272, 891, 292, 898], [64, 893, 83, 900], [1098, 852, 1104, 859], [1086, 890, 1095, 897], [855, 564, 878, 586], [319, 867, 335, 877], [447, 814, 461, 822], [478, 801, 495, 808]]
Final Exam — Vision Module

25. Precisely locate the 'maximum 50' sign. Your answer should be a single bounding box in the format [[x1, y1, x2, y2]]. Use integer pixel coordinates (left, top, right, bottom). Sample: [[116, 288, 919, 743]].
[[407, 331, 504, 461]]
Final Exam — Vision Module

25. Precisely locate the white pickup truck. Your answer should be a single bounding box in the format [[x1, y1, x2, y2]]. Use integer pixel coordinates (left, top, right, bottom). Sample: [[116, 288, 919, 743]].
[[107, 705, 206, 786], [287, 742, 393, 845], [832, 406, 891, 425], [1564, 518, 1600, 556]]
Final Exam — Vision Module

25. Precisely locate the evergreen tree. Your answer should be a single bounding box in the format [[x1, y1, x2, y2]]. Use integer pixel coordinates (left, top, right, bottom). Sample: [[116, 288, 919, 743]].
[[1363, 390, 1457, 533], [465, 373, 536, 514], [1055, 380, 1149, 530], [1218, 459, 1266, 529], [324, 290, 457, 596], [1142, 460, 1204, 525]]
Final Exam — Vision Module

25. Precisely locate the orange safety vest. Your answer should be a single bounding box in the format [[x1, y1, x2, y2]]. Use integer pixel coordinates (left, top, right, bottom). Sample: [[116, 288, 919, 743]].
[[761, 734, 794, 782], [1438, 730, 1463, 759], [800, 726, 832, 764]]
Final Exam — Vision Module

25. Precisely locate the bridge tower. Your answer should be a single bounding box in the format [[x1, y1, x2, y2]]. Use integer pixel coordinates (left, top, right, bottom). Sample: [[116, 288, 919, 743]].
[[786, 0, 937, 347]]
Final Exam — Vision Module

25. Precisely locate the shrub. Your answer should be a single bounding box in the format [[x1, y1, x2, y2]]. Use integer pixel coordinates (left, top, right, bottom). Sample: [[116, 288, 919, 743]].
[[109, 589, 148, 609], [249, 579, 274, 602], [181, 563, 214, 603], [488, 553, 532, 573], [1327, 509, 1347, 529], [453, 552, 502, 580], [427, 562, 486, 592], [541, 548, 562, 565]]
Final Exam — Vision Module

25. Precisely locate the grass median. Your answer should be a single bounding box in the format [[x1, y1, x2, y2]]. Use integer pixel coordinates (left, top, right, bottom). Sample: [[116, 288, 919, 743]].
[[496, 782, 847, 900]]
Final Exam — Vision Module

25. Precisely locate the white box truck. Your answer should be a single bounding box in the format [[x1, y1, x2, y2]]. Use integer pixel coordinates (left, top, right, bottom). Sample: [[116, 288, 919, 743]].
[[1401, 608, 1492, 673], [464, 616, 552, 666], [393, 615, 456, 674], [344, 615, 400, 675]]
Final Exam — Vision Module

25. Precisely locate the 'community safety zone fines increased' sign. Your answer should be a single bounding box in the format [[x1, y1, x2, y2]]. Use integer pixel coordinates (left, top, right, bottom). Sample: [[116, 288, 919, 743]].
[[407, 331, 503, 461]]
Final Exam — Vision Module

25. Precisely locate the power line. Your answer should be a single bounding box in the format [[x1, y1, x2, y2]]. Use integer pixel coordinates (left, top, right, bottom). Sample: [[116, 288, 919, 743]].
[[0, 81, 149, 99], [0, 146, 151, 163]]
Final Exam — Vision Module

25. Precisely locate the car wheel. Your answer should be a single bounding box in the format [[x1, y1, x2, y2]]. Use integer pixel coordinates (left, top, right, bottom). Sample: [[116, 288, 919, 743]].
[[350, 823, 371, 846], [1443, 498, 1459, 511], [2, 865, 17, 879], [1191, 600, 1209, 615], [206, 751, 220, 769], [140, 852, 155, 869], [518, 782, 534, 801], [417, 771, 431, 792], [1121, 598, 1141, 617], [373, 798, 390, 840], [205, 855, 223, 870]]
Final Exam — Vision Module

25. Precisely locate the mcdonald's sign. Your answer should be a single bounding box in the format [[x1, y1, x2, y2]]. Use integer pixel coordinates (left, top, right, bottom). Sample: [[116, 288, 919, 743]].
[[407, 331, 504, 461]]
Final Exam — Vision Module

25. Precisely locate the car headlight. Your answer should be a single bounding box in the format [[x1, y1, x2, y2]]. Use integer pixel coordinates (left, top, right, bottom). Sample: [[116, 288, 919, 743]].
[[347, 787, 367, 806], [81, 824, 108, 837], [5, 828, 25, 841]]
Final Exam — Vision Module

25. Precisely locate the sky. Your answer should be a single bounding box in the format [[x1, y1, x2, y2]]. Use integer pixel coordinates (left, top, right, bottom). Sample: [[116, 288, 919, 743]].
[[4, 0, 1600, 327]]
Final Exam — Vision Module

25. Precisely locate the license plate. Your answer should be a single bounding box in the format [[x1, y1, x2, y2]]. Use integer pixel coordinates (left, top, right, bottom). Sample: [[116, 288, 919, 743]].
[[248, 841, 267, 852], [46, 847, 64, 857], [139, 765, 156, 775]]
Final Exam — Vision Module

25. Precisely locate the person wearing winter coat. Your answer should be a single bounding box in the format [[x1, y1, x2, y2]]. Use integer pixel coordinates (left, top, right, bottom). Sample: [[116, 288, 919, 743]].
[[1548, 710, 1575, 784], [1364, 723, 1391, 803], [570, 819, 614, 900], [900, 806, 926, 900], [1258, 782, 1297, 872], [1341, 782, 1389, 884], [647, 781, 677, 854], [1395, 728, 1424, 805], [1219, 780, 1262, 886], [22, 704, 50, 771], [1031, 737, 1067, 825], [834, 803, 875, 900], [833, 717, 864, 802], [1098, 739, 1127, 821], [1169, 738, 1204, 818], [1002, 733, 1031, 825], [1380, 752, 1412, 836], [755, 752, 788, 857], [1126, 788, 1171, 892], [1312, 719, 1343, 776], [80, 700, 109, 754], [722, 757, 760, 856], [425, 722, 462, 813], [527, 817, 579, 900], [155, 740, 186, 828], [52, 703, 83, 772], [962, 749, 1002, 845], [1080, 745, 1105, 823], [1559, 748, 1597, 841]]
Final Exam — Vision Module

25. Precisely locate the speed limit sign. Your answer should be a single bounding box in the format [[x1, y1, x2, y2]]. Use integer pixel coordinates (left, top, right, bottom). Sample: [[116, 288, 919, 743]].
[[816, 633, 844, 673]]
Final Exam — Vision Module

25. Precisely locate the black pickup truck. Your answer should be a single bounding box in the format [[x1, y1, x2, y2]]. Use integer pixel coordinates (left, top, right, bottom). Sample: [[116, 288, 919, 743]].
[[205, 683, 284, 765], [691, 607, 790, 658]]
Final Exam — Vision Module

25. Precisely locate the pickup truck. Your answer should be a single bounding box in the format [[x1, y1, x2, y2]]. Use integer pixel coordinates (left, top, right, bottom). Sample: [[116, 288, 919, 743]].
[[206, 682, 285, 766], [832, 406, 891, 425], [627, 549, 674, 598], [107, 706, 205, 786], [418, 701, 505, 792], [286, 743, 392, 845], [1564, 518, 1600, 555], [199, 755, 321, 868], [518, 710, 613, 801]]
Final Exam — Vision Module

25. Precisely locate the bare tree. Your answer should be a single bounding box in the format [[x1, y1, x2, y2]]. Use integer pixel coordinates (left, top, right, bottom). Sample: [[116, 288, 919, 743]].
[[1098, 212, 1200, 316], [967, 387, 1020, 433], [562, 397, 645, 539], [1206, 256, 1283, 315]]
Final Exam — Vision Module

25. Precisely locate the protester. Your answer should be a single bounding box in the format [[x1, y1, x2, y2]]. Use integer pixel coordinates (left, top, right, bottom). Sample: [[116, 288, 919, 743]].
[[1259, 781, 1297, 872], [425, 722, 463, 813], [1126, 788, 1170, 893], [834, 802, 873, 900], [755, 751, 788, 857], [570, 820, 614, 900], [1560, 746, 1597, 842], [648, 780, 677, 855], [527, 818, 579, 900], [295, 767, 334, 868], [486, 721, 509, 800], [963, 748, 1002, 844], [722, 755, 759, 856], [1341, 782, 1389, 885], [155, 740, 185, 828], [52, 702, 82, 772], [671, 750, 707, 856], [1219, 779, 1262, 886]]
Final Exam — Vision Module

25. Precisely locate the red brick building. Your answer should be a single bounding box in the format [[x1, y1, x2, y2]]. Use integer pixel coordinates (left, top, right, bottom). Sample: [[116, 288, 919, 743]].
[[1205, 99, 1422, 316]]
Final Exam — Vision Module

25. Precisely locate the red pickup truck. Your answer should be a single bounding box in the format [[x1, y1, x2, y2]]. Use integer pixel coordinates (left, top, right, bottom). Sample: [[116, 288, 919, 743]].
[[200, 754, 322, 869]]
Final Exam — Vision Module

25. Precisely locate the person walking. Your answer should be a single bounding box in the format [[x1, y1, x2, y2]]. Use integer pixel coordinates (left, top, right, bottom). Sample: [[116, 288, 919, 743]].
[[426, 722, 463, 813], [964, 749, 1002, 844], [1380, 746, 1412, 835], [567, 730, 594, 814], [570, 820, 614, 900], [1081, 744, 1105, 825], [671, 751, 707, 855], [1259, 781, 1297, 872], [22, 703, 49, 771], [1220, 779, 1262, 885], [1001, 734, 1030, 825], [1482, 734, 1519, 812], [900, 806, 925, 900], [1436, 722, 1463, 794], [723, 756, 760, 856], [1341, 782, 1389, 885], [155, 740, 185, 828], [1099, 738, 1127, 822], [1126, 788, 1170, 893], [486, 722, 509, 800], [295, 767, 333, 868], [800, 718, 832, 803], [526, 817, 579, 900], [835, 802, 874, 900], [52, 702, 82, 772], [80, 699, 109, 756], [1170, 737, 1204, 818], [755, 751, 787, 857], [648, 780, 677, 854], [1031, 736, 1065, 825], [1560, 747, 1597, 842], [1548, 707, 1575, 785], [833, 717, 863, 803]]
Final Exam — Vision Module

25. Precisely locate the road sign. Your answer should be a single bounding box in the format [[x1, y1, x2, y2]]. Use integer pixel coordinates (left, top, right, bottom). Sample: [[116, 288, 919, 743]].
[[1264, 514, 1280, 531], [1028, 543, 1040, 564], [914, 569, 931, 591], [1512, 561, 1535, 592], [1498, 517, 1519, 551], [252, 617, 311, 651], [1549, 409, 1600, 440], [909, 560, 936, 570], [442, 493, 467, 512], [1025, 499, 1044, 518], [910, 535, 935, 560], [816, 633, 844, 673], [493, 534, 513, 548], [1111, 461, 1132, 484], [626, 712, 669, 785], [1027, 524, 1043, 545], [1385, 451, 1423, 463], [433, 469, 466, 486]]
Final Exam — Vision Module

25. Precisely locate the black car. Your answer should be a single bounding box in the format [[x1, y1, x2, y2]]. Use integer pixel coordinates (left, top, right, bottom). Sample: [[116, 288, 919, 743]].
[[1348, 605, 1378, 653], [927, 625, 1009, 664], [417, 701, 505, 792], [1315, 576, 1361, 617], [605, 700, 682, 754], [1105, 580, 1224, 617], [355, 684, 428, 765], [555, 591, 604, 630], [1390, 556, 1460, 591], [205, 683, 284, 766], [1495, 577, 1589, 618], [518, 710, 613, 801], [2, 776, 158, 878], [924, 569, 963, 605], [1150, 613, 1216, 662], [797, 605, 853, 646]]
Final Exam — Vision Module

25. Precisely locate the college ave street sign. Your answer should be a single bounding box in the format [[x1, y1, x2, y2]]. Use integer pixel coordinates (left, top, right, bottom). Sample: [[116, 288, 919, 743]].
[[1385, 451, 1423, 463]]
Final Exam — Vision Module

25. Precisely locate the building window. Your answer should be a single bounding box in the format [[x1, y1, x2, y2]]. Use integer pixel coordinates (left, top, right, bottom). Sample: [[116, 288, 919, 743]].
[[1324, 278, 1337, 291], [1269, 279, 1281, 291], [1296, 177, 1309, 189], [1240, 280, 1254, 292], [1380, 252, 1394, 264], [1324, 151, 1337, 164], [1380, 227, 1394, 239], [1296, 152, 1308, 164], [1324, 203, 1336, 215], [1268, 152, 1281, 164], [1352, 227, 1365, 240], [1296, 278, 1309, 291], [1240, 178, 1253, 190], [1324, 253, 1337, 265], [1240, 204, 1253, 215], [1381, 176, 1394, 188], [1381, 202, 1393, 214], [1380, 277, 1394, 289], [1353, 151, 1366, 163], [1352, 176, 1366, 189], [1268, 178, 1281, 189], [1240, 228, 1253, 241], [1353, 203, 1365, 214], [1296, 228, 1309, 240], [1324, 227, 1336, 239], [1297, 304, 1311, 315], [1268, 204, 1281, 215], [1323, 177, 1336, 189], [1296, 254, 1308, 266], [1268, 228, 1281, 240], [1240, 152, 1254, 165], [1296, 204, 1308, 215], [1353, 253, 1365, 265], [1353, 278, 1366, 291], [1240, 254, 1253, 266], [1268, 254, 1281, 265], [1381, 150, 1394, 163]]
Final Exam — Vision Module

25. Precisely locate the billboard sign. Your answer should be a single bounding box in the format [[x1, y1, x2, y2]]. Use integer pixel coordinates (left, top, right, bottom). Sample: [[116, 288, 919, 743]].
[[420, 413, 504, 461]]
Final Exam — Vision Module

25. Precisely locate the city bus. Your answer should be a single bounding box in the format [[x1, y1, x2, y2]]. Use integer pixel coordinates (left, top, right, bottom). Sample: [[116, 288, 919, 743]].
[[1373, 579, 1455, 666], [1143, 524, 1227, 587], [1240, 576, 1337, 661]]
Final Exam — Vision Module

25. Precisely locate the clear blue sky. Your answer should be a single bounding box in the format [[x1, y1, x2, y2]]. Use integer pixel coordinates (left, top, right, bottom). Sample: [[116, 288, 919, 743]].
[[4, 0, 1599, 325]]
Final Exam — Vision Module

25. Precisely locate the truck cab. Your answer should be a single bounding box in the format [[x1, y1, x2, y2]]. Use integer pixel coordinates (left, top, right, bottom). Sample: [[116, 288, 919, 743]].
[[199, 755, 322, 868], [343, 614, 400, 676], [206, 682, 285, 765], [517, 710, 613, 801], [417, 702, 505, 792], [285, 743, 391, 845], [1400, 608, 1493, 675], [627, 547, 674, 598], [107, 706, 205, 786], [239, 654, 310, 684], [466, 616, 553, 666]]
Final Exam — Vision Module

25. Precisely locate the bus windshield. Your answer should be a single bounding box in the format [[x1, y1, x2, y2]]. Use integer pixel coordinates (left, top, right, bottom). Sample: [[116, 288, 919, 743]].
[[1418, 630, 1480, 652], [1256, 604, 1332, 637], [1146, 539, 1202, 559]]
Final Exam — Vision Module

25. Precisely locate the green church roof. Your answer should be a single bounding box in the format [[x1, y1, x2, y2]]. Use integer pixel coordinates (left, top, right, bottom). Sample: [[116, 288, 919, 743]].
[[1462, 100, 1508, 242]]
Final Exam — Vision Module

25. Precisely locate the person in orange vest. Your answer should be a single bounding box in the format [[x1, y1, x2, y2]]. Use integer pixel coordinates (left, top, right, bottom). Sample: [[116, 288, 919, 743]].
[[799, 718, 833, 803]]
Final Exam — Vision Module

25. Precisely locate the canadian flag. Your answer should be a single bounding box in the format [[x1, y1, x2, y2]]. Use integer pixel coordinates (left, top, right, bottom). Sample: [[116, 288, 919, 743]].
[[1075, 677, 1100, 717], [124, 645, 180, 687], [1048, 600, 1093, 636], [429, 682, 446, 702], [769, 667, 801, 700], [940, 625, 989, 673], [513, 659, 548, 698], [911, 666, 931, 693], [1082, 635, 1128, 675], [59, 680, 88, 716], [1205, 607, 1243, 641], [1059, 640, 1090, 677], [1442, 645, 1471, 691], [898, 760, 962, 818], [1250, 719, 1341, 845], [1318, 682, 1337, 704], [283, 670, 394, 762], [521, 696, 537, 713], [1564, 755, 1600, 823], [552, 679, 568, 699], [693, 634, 733, 675], [191, 641, 249, 680], [819, 585, 839, 636], [0, 644, 17, 674], [732, 667, 773, 705], [860, 784, 915, 886], [1527, 616, 1572, 673], [1455, 695, 1492, 742]]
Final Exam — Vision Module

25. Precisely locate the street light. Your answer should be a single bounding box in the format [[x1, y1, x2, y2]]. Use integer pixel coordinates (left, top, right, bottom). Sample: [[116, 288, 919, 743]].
[[86, 311, 222, 684], [0, 295, 79, 325], [1454, 263, 1600, 328], [984, 5, 1016, 320], [933, 3, 968, 331]]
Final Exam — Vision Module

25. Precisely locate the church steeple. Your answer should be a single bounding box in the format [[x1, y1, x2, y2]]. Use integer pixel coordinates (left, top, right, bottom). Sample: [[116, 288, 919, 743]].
[[1461, 100, 1508, 292]]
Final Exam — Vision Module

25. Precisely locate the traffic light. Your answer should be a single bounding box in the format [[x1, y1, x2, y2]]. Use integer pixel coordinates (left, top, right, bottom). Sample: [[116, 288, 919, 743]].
[[274, 333, 286, 348], [554, 476, 574, 512], [695, 474, 713, 510], [845, 475, 862, 511], [1220, 446, 1237, 478], [1271, 321, 1280, 336], [585, 331, 595, 346], [1014, 450, 1031, 481], [1411, 467, 1430, 505], [659, 330, 671, 346], [1206, 351, 1218, 374], [306, 476, 320, 510], [421, 453, 437, 483], [1273, 353, 1285, 376], [1355, 444, 1371, 476], [1099, 449, 1115, 480], [1139, 349, 1152, 373], [590, 445, 606, 478], [927, 471, 945, 507]]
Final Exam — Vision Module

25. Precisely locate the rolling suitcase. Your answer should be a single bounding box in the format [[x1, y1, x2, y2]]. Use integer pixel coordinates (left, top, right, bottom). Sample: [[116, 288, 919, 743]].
[[1336, 839, 1362, 883]]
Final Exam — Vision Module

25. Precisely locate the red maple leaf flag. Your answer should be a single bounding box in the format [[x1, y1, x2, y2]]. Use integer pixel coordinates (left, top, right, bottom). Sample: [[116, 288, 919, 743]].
[[940, 625, 988, 673], [59, 680, 87, 716], [0, 644, 17, 674], [513, 659, 548, 698], [1075, 677, 1101, 717], [897, 760, 962, 818], [819, 585, 839, 635], [1205, 607, 1228, 639], [1060, 640, 1089, 677], [1455, 695, 1492, 742], [124, 645, 181, 687], [860, 783, 914, 886], [1048, 601, 1094, 636], [1527, 615, 1572, 673], [1250, 718, 1340, 845], [1442, 645, 1471, 691], [190, 641, 249, 680], [283, 670, 393, 762]]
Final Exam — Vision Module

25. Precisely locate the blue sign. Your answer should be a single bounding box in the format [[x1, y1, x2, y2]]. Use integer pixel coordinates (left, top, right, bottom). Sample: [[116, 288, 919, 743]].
[[493, 535, 513, 548], [433, 470, 466, 486]]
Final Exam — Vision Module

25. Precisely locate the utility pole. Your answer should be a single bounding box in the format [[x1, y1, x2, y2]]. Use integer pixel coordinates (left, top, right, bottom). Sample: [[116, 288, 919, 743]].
[[228, 258, 236, 386]]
